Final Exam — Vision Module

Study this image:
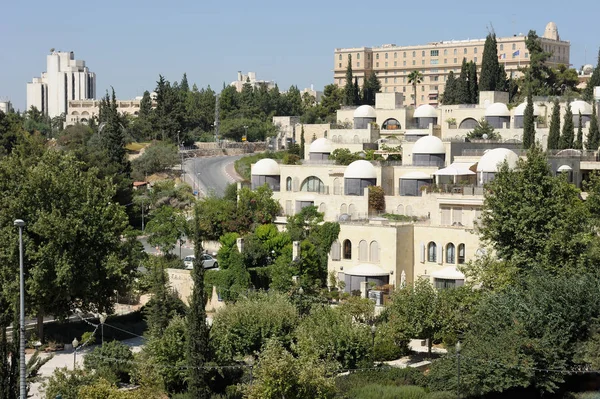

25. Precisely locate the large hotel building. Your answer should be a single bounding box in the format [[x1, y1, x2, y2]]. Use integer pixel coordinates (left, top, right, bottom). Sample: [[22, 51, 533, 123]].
[[333, 22, 570, 106]]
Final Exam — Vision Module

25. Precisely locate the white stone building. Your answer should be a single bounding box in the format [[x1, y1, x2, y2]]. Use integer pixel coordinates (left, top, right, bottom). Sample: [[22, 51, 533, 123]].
[[26, 51, 96, 118]]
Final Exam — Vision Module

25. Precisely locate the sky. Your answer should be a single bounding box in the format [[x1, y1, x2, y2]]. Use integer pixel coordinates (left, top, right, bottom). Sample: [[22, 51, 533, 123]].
[[1, 0, 599, 111]]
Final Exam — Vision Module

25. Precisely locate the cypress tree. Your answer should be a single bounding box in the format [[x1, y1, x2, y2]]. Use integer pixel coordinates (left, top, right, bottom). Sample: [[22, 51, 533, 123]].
[[442, 71, 457, 105], [344, 55, 355, 106], [480, 33, 500, 91], [575, 111, 584, 150], [559, 102, 574, 149], [586, 102, 600, 150], [353, 77, 361, 106], [180, 72, 190, 92], [300, 125, 305, 160], [187, 206, 211, 398], [547, 98, 561, 150], [457, 58, 470, 104], [468, 61, 479, 104], [496, 64, 508, 92], [583, 48, 600, 101], [523, 89, 536, 149]]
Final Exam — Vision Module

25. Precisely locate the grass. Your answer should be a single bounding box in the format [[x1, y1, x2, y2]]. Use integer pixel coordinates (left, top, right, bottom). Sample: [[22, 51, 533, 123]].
[[125, 142, 150, 152]]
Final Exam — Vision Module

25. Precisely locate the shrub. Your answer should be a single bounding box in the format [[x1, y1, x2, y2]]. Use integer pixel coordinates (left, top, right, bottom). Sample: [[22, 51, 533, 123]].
[[335, 366, 428, 394], [42, 367, 96, 399], [131, 141, 179, 180], [348, 384, 427, 399], [84, 340, 134, 383], [372, 322, 410, 361]]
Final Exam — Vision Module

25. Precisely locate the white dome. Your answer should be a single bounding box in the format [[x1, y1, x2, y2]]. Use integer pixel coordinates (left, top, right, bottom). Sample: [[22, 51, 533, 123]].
[[252, 158, 280, 175], [583, 64, 594, 75], [344, 160, 377, 179], [514, 102, 541, 116], [399, 171, 433, 179], [570, 100, 592, 115], [309, 138, 333, 153], [477, 148, 519, 173], [412, 135, 445, 154], [354, 105, 377, 118], [414, 104, 438, 118], [485, 103, 510, 117]]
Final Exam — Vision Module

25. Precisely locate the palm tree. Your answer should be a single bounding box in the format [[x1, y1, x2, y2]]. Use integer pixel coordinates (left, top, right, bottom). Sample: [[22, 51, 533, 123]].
[[408, 70, 424, 106]]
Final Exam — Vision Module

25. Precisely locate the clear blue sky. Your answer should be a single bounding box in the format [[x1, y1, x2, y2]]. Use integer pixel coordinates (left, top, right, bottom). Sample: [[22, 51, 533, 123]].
[[1, 0, 598, 111]]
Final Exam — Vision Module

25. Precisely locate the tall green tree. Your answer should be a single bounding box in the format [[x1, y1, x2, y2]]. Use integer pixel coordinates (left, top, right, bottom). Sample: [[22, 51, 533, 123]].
[[468, 61, 479, 104], [521, 30, 553, 96], [407, 70, 423, 106], [547, 98, 561, 150], [457, 58, 471, 104], [575, 111, 584, 150], [441, 71, 457, 105], [583, 48, 600, 101], [186, 205, 211, 398], [144, 206, 188, 254], [496, 63, 508, 91], [479, 33, 501, 91], [300, 124, 305, 160], [343, 55, 355, 106], [361, 71, 381, 106], [586, 101, 600, 150], [353, 77, 361, 106], [559, 102, 575, 149], [179, 72, 189, 93], [522, 88, 536, 149], [99, 88, 127, 166]]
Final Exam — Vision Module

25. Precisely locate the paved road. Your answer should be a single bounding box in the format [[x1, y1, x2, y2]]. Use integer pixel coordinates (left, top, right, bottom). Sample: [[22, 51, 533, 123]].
[[183, 155, 244, 197]]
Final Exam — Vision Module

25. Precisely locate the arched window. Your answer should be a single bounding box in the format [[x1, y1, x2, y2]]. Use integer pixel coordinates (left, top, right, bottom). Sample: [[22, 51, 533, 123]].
[[382, 118, 402, 130], [343, 240, 352, 259], [397, 204, 404, 215], [406, 205, 413, 216], [348, 204, 357, 217], [458, 244, 465, 264], [446, 243, 455, 264], [459, 118, 478, 129], [427, 242, 437, 262], [319, 202, 326, 213], [340, 203, 347, 215], [300, 176, 325, 193], [333, 178, 341, 195], [330, 241, 341, 261], [359, 240, 368, 261], [353, 135, 360, 144], [370, 241, 380, 263], [286, 177, 292, 191]]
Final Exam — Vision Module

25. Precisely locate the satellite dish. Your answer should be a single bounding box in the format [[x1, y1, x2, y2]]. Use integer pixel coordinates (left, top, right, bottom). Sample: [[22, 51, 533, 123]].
[[482, 134, 488, 139]]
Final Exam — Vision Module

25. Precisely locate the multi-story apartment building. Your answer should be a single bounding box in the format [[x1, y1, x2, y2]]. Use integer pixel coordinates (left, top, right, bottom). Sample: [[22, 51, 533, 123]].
[[230, 71, 276, 92], [27, 51, 96, 118], [334, 22, 570, 106], [66, 99, 145, 126]]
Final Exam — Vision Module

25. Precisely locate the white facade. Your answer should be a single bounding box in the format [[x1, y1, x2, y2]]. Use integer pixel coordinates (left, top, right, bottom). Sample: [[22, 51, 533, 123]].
[[27, 51, 96, 118], [0, 100, 12, 114], [230, 71, 276, 92]]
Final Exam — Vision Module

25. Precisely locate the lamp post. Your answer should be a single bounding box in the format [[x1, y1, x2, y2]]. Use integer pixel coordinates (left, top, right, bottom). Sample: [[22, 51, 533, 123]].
[[371, 325, 377, 349], [14, 219, 26, 399], [243, 125, 248, 142], [99, 314, 107, 345], [72, 338, 79, 369], [456, 340, 462, 399]]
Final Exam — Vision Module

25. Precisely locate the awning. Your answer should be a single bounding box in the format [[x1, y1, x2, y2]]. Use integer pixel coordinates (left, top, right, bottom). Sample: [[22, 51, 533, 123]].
[[433, 162, 476, 176], [557, 164, 573, 172], [345, 263, 390, 277], [431, 266, 465, 280]]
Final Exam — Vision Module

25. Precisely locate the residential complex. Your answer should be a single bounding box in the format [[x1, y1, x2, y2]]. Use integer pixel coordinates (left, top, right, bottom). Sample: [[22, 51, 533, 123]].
[[334, 22, 570, 106], [66, 99, 144, 126], [230, 71, 277, 92], [0, 100, 12, 114], [27, 50, 96, 118], [252, 91, 599, 298]]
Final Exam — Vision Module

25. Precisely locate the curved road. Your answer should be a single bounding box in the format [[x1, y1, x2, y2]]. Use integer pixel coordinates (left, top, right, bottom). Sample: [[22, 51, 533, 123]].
[[183, 154, 244, 197]]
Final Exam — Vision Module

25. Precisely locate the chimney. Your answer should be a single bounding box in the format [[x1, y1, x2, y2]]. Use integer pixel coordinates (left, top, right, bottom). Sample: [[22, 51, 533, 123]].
[[292, 241, 300, 260], [236, 237, 244, 253]]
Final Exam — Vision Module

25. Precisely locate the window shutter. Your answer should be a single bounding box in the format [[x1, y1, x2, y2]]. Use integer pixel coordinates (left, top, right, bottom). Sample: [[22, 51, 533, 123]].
[[437, 242, 443, 265], [420, 242, 425, 263]]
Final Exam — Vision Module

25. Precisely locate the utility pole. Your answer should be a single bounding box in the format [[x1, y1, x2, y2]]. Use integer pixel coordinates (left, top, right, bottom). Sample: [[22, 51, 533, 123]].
[[214, 94, 220, 145]]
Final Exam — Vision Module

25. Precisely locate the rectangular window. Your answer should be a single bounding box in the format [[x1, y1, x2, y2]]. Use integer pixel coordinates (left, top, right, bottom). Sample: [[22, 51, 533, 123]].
[[412, 60, 416, 65], [421, 95, 424, 101], [454, 58, 457, 63], [474, 57, 477, 63], [422, 60, 425, 65], [464, 48, 467, 54], [376, 62, 379, 67], [403, 77, 406, 83], [431, 50, 439, 57], [435, 278, 456, 290], [422, 50, 425, 56], [474, 48, 478, 54], [357, 62, 360, 67], [431, 59, 439, 65], [454, 49, 457, 55], [452, 207, 463, 225], [403, 52, 406, 58], [412, 51, 416, 57], [385, 62, 388, 67], [433, 76, 439, 81], [421, 86, 425, 91], [385, 78, 388, 83], [394, 77, 397, 83], [394, 52, 397, 58], [444, 58, 447, 64], [339, 63, 341, 68], [403, 87, 406, 92], [394, 86, 397, 92], [403, 61, 406, 66], [512, 43, 516, 50], [357, 53, 360, 59], [339, 54, 342, 60], [444, 49, 448, 55], [500, 44, 504, 51], [441, 207, 451, 225], [394, 61, 397, 66]]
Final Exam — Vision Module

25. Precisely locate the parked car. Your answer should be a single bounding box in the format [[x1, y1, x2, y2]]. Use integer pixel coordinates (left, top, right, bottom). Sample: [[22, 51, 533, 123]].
[[184, 254, 218, 270]]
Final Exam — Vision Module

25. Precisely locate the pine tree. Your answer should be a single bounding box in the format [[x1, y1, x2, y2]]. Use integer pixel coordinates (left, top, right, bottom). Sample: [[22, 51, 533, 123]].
[[547, 98, 561, 150], [575, 111, 584, 150], [523, 88, 536, 149], [180, 72, 190, 92], [442, 71, 457, 105], [300, 125, 305, 160], [468, 61, 479, 104], [344, 55, 355, 106], [187, 206, 211, 398], [480, 33, 501, 91], [496, 64, 508, 92], [559, 102, 575, 149], [587, 102, 600, 150], [583, 48, 600, 101], [353, 77, 361, 106], [457, 58, 470, 104], [100, 88, 127, 166]]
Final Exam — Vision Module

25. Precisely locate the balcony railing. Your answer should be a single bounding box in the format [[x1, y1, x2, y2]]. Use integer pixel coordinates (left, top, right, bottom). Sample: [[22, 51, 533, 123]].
[[423, 184, 484, 196]]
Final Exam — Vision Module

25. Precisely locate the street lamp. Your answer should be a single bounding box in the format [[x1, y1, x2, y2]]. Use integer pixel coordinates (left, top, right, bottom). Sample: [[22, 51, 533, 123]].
[[72, 337, 79, 369], [14, 219, 26, 399], [243, 125, 248, 141], [99, 314, 107, 345], [456, 340, 462, 399], [371, 325, 377, 349]]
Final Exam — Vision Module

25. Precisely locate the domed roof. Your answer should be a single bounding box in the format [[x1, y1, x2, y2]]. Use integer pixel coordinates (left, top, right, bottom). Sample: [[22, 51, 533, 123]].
[[344, 160, 377, 179], [485, 102, 510, 117], [412, 135, 445, 154], [252, 158, 280, 175], [353, 105, 377, 118], [570, 100, 592, 115], [414, 104, 438, 118], [309, 138, 333, 153], [399, 171, 433, 179], [477, 148, 519, 173], [514, 102, 541, 116], [544, 22, 559, 40]]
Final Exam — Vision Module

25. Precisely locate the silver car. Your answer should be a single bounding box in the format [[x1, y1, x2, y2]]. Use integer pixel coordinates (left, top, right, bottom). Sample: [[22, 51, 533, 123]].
[[184, 254, 218, 270]]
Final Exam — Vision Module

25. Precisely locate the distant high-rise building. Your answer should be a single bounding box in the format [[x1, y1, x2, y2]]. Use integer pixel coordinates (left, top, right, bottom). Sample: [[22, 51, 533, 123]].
[[231, 71, 276, 92], [333, 22, 570, 106], [26, 50, 96, 118]]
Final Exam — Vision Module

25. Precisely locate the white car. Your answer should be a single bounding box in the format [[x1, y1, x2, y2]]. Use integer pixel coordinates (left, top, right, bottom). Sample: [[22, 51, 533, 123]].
[[184, 254, 218, 270]]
